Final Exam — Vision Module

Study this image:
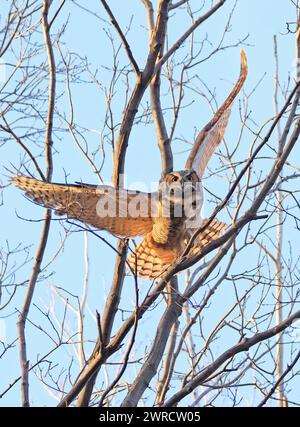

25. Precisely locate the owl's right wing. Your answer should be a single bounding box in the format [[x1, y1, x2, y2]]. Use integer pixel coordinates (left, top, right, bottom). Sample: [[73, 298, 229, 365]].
[[185, 50, 248, 178], [11, 175, 155, 237]]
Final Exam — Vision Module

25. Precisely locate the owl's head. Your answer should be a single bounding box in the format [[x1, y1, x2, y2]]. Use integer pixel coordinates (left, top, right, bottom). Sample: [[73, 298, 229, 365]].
[[158, 169, 203, 219]]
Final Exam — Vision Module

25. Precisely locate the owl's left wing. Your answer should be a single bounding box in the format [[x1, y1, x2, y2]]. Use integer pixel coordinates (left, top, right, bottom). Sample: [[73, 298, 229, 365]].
[[185, 50, 248, 178], [11, 175, 155, 237]]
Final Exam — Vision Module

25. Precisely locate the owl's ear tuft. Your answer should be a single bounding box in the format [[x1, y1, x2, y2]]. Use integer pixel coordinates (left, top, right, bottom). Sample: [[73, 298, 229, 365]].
[[159, 172, 168, 184]]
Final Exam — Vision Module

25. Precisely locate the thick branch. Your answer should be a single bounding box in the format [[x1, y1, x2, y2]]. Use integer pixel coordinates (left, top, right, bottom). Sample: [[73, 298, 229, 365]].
[[76, 240, 128, 406], [112, 0, 171, 186], [150, 47, 173, 175], [121, 278, 180, 407]]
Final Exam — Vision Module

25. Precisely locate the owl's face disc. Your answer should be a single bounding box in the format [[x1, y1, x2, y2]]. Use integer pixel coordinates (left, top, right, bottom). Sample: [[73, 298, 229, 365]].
[[158, 169, 203, 219]]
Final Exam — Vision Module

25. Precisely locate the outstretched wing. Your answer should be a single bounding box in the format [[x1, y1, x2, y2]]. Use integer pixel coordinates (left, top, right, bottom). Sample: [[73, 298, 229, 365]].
[[185, 50, 248, 178], [11, 175, 155, 237]]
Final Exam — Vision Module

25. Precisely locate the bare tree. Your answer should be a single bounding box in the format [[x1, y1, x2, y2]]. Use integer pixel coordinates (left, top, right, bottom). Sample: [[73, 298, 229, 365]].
[[0, 0, 300, 408]]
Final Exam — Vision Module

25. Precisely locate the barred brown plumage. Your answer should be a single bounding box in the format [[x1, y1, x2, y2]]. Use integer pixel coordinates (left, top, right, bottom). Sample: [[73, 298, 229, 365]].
[[11, 175, 154, 237], [128, 219, 227, 279]]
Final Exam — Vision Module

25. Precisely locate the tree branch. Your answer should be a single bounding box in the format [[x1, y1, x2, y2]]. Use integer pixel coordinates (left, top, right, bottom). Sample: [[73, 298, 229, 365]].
[[121, 278, 180, 407], [163, 310, 300, 406], [154, 0, 227, 75], [17, 0, 56, 407], [99, 0, 140, 76]]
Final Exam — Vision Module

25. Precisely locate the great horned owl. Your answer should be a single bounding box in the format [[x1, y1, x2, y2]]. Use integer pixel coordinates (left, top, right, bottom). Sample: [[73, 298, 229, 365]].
[[11, 51, 247, 279]]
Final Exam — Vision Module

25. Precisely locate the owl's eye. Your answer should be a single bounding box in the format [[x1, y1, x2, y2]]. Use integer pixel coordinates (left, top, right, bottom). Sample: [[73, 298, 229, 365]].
[[186, 174, 192, 181], [171, 175, 179, 182]]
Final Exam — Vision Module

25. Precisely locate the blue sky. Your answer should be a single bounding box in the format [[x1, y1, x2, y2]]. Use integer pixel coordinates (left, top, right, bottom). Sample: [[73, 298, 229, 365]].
[[0, 0, 300, 406]]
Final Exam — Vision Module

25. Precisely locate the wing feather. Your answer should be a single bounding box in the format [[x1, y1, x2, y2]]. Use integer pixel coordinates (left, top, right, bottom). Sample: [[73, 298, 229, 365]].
[[11, 176, 154, 237], [185, 50, 248, 178]]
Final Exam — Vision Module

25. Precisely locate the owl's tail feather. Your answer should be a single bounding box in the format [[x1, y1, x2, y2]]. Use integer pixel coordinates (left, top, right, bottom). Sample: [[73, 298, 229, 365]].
[[128, 233, 177, 280], [128, 219, 227, 280]]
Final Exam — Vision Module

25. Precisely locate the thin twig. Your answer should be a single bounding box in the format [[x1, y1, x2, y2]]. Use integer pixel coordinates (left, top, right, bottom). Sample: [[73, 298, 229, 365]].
[[99, 0, 140, 76]]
